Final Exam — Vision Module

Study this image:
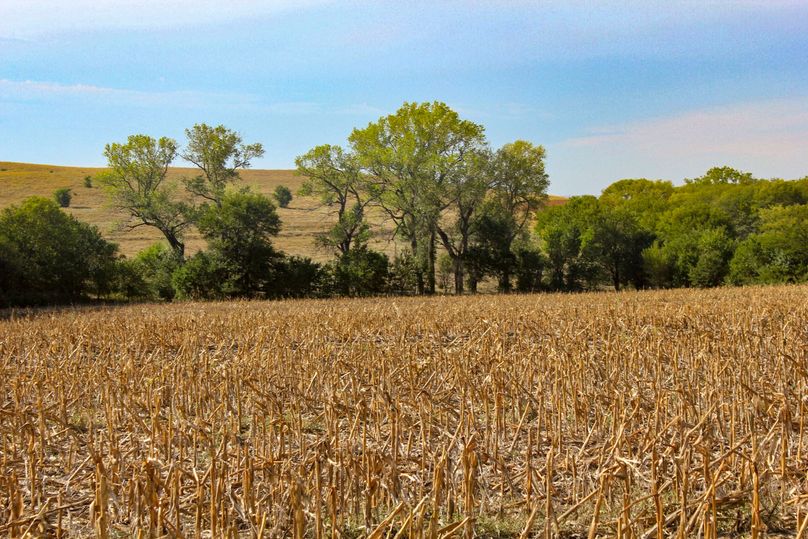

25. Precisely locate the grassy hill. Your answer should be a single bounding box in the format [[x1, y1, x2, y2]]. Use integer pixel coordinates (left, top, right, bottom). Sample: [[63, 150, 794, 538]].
[[0, 161, 565, 261]]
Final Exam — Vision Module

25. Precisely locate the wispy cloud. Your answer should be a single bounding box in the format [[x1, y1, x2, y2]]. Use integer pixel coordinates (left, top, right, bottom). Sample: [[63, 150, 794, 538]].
[[0, 0, 334, 39], [565, 98, 808, 158], [0, 79, 256, 108], [0, 79, 386, 118]]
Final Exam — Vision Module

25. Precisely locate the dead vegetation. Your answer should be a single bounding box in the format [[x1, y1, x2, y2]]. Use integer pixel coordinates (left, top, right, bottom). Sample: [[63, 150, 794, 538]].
[[1, 286, 806, 537]]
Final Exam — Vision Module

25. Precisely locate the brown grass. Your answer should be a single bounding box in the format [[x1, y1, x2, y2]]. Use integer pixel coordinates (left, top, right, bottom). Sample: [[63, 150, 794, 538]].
[[0, 161, 566, 262], [0, 285, 806, 537]]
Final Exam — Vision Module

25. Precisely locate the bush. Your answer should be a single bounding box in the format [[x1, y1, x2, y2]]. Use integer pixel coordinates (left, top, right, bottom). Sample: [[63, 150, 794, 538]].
[[330, 248, 389, 297], [273, 256, 325, 298], [0, 197, 118, 306], [111, 258, 150, 299], [514, 248, 546, 292], [273, 185, 293, 208], [54, 187, 72, 208], [129, 243, 181, 301], [197, 190, 282, 297], [387, 251, 419, 295], [172, 251, 228, 300], [84, 175, 93, 188]]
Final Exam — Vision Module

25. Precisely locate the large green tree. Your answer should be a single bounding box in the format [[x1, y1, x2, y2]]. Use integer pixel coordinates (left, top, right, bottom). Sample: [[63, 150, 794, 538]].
[[535, 196, 600, 291], [435, 149, 491, 294], [586, 204, 654, 291], [195, 190, 283, 296], [475, 140, 549, 291], [350, 101, 486, 294], [100, 134, 191, 259], [684, 166, 757, 185]]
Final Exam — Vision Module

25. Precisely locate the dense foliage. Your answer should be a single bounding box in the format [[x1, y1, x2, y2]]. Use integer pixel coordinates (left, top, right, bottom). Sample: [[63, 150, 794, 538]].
[[0, 197, 119, 306], [536, 171, 808, 291]]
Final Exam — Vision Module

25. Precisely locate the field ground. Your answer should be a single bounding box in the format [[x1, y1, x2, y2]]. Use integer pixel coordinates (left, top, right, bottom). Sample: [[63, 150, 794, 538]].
[[1, 285, 806, 537], [0, 161, 566, 262]]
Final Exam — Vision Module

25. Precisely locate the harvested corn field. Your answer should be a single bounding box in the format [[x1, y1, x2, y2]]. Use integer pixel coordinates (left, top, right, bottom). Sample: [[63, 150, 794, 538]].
[[1, 286, 807, 537]]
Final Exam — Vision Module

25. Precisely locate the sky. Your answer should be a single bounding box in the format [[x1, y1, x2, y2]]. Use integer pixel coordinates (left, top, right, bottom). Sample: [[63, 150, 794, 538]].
[[1, 0, 807, 195]]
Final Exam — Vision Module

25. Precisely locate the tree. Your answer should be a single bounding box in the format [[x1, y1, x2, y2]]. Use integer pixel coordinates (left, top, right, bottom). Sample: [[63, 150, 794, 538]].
[[435, 149, 491, 294], [652, 202, 734, 286], [729, 204, 808, 284], [350, 101, 486, 294], [54, 187, 72, 207], [273, 185, 293, 208], [0, 197, 118, 306], [196, 190, 282, 296], [599, 178, 673, 230], [181, 123, 264, 206], [535, 196, 600, 291], [469, 199, 517, 291], [586, 204, 654, 291], [514, 247, 546, 292], [685, 166, 757, 185], [100, 134, 191, 259], [295, 144, 373, 256], [475, 140, 549, 291], [688, 228, 734, 287]]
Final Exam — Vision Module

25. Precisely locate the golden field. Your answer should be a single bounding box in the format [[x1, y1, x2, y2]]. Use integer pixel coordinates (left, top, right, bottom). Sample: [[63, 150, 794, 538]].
[[1, 285, 806, 537], [0, 161, 566, 262]]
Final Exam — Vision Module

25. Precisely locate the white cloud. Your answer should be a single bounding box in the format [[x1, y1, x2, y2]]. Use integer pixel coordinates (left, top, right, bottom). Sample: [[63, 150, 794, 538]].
[[549, 97, 808, 194], [0, 78, 255, 108], [0, 78, 385, 118], [0, 0, 333, 39]]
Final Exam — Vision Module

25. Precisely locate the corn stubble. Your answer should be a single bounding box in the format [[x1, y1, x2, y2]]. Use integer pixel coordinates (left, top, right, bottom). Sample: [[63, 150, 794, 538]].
[[1, 286, 807, 538]]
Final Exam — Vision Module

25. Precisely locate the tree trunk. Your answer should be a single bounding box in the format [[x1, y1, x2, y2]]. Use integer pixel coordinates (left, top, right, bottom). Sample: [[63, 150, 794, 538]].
[[165, 232, 185, 262], [426, 229, 436, 295], [411, 237, 424, 295], [499, 267, 511, 293], [453, 258, 464, 295], [468, 273, 478, 294]]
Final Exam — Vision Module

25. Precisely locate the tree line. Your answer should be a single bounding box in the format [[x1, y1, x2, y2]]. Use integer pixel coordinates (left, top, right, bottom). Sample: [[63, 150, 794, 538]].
[[537, 169, 808, 291], [1, 102, 806, 307]]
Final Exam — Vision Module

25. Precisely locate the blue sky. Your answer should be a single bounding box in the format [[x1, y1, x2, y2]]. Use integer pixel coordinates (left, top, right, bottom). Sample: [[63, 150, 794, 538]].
[[1, 0, 807, 195]]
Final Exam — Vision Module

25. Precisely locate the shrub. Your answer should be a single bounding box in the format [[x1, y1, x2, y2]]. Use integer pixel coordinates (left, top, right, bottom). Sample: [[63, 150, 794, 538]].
[[273, 256, 325, 298], [130, 243, 182, 301], [54, 187, 72, 208], [197, 191, 283, 297], [0, 197, 118, 306], [514, 248, 546, 292], [273, 185, 293, 208], [330, 248, 389, 297], [172, 251, 228, 300], [84, 175, 93, 188], [387, 251, 419, 295]]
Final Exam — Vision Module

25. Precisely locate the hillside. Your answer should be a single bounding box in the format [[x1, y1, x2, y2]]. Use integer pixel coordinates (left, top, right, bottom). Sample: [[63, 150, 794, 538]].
[[0, 161, 565, 261]]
